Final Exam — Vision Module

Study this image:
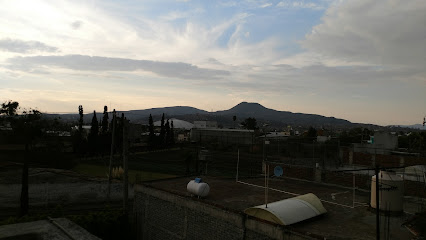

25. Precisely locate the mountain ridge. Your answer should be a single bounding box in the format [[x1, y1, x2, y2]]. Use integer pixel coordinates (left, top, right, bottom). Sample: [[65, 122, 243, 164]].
[[45, 101, 353, 127]]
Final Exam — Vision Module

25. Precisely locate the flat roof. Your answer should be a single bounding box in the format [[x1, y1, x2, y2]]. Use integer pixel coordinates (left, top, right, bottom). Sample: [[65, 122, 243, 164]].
[[0, 218, 100, 240], [141, 176, 412, 239], [191, 128, 254, 132]]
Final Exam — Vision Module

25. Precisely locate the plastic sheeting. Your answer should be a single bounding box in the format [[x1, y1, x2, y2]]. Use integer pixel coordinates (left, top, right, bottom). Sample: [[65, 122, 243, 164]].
[[244, 193, 326, 225]]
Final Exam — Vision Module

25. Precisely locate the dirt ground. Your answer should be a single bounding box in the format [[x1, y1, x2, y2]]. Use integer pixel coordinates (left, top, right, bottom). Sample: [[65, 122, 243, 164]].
[[0, 167, 133, 219]]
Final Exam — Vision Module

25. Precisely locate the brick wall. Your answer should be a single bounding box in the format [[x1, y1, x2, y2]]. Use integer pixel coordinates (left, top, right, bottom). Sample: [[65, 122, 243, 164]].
[[133, 185, 318, 240], [404, 180, 426, 198], [352, 152, 372, 166], [341, 148, 425, 168]]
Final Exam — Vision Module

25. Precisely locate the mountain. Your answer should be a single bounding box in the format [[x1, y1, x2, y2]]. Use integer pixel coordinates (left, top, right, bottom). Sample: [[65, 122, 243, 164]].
[[215, 102, 351, 126], [45, 106, 208, 124], [44, 102, 352, 127], [388, 124, 425, 130]]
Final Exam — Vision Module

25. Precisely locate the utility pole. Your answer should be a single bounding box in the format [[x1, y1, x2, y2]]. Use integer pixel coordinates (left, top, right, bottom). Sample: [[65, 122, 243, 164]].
[[20, 143, 29, 217], [375, 165, 380, 240], [107, 110, 116, 201], [123, 117, 129, 214]]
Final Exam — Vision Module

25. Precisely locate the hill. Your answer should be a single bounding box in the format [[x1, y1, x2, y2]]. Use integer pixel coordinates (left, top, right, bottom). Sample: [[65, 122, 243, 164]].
[[44, 102, 352, 128]]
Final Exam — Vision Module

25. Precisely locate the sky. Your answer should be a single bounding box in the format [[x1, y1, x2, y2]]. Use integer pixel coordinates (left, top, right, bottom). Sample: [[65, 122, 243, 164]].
[[0, 0, 425, 126]]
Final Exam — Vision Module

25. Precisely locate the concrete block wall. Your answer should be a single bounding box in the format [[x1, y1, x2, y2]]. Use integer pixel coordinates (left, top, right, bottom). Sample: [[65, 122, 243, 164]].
[[133, 185, 319, 240], [342, 149, 425, 168]]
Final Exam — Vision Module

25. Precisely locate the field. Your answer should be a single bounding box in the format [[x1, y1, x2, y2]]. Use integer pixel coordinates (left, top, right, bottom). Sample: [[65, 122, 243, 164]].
[[72, 163, 176, 183]]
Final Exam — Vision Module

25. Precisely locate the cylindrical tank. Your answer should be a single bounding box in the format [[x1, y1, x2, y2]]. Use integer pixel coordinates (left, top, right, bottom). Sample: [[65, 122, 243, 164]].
[[370, 171, 404, 212], [187, 180, 210, 197]]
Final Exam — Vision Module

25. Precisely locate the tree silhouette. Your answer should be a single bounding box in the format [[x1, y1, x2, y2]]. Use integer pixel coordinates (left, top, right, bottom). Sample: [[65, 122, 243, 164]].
[[241, 117, 258, 130], [0, 100, 19, 116], [307, 127, 317, 138], [102, 106, 109, 134], [89, 111, 99, 152], [159, 113, 165, 147], [78, 105, 83, 133], [170, 120, 175, 145], [148, 114, 155, 148], [165, 119, 170, 146]]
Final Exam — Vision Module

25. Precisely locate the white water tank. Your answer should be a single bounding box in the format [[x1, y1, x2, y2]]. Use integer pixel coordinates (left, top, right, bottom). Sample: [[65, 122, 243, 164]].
[[370, 171, 404, 212], [187, 180, 210, 197]]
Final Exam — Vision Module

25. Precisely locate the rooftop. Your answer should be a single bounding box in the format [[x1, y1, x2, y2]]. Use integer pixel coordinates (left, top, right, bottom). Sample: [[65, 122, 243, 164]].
[[0, 218, 100, 240], [142, 176, 413, 240]]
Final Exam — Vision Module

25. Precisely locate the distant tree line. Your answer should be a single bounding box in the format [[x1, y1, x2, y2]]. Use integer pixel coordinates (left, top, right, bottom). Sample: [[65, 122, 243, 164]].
[[73, 105, 127, 156], [148, 113, 175, 149]]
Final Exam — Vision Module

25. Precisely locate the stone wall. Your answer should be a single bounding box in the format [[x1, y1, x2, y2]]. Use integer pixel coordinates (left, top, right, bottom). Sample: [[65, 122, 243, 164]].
[[133, 185, 320, 240]]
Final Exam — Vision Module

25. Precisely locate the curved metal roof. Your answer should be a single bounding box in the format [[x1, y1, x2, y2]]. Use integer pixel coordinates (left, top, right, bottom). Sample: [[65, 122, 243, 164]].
[[244, 193, 327, 225]]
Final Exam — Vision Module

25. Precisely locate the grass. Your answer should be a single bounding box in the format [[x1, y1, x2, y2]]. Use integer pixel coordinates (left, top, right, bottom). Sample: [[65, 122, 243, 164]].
[[72, 163, 176, 183]]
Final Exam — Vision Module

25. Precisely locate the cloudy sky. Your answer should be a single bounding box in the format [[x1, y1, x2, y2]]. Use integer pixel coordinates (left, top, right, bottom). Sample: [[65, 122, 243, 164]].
[[1, 0, 425, 125]]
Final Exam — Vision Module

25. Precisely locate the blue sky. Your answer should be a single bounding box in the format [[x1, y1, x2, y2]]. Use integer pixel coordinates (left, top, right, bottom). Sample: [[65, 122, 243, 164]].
[[0, 0, 425, 125]]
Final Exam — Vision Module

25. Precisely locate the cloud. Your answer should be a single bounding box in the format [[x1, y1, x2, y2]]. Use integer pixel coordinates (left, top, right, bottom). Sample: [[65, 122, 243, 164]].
[[7, 55, 230, 80], [302, 0, 426, 69], [260, 3, 272, 8], [71, 20, 83, 30], [0, 38, 58, 53], [160, 8, 204, 21], [276, 1, 325, 10]]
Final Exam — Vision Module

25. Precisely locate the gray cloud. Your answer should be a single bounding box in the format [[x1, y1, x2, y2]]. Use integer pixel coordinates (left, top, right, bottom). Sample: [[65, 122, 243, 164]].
[[7, 55, 230, 80], [302, 0, 426, 69], [71, 21, 83, 30], [0, 38, 58, 53]]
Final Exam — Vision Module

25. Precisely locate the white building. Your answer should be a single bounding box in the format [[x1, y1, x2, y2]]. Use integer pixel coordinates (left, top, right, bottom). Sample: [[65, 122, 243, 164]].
[[193, 121, 218, 129]]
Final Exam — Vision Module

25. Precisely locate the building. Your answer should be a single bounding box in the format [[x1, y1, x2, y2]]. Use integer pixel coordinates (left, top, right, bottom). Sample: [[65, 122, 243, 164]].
[[154, 118, 194, 130], [0, 218, 100, 239], [353, 132, 398, 155], [190, 128, 255, 145], [193, 121, 217, 129], [133, 176, 413, 239]]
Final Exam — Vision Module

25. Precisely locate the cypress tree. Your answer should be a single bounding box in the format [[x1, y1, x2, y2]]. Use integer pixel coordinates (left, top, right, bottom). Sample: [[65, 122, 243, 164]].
[[78, 105, 83, 133], [148, 114, 155, 147], [102, 106, 108, 133], [159, 113, 165, 147], [89, 111, 99, 152], [165, 119, 170, 146], [171, 120, 175, 145]]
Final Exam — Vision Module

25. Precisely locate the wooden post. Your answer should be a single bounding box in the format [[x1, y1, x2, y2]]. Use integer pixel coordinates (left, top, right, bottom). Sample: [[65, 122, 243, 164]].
[[107, 110, 116, 201], [123, 118, 129, 214]]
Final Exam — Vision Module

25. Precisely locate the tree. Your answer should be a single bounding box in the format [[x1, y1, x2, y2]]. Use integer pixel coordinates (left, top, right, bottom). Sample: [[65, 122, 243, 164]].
[[159, 113, 165, 147], [241, 117, 258, 130], [148, 114, 155, 148], [0, 100, 19, 116], [307, 127, 317, 138], [2, 101, 42, 217], [78, 105, 83, 133], [88, 111, 99, 152], [233, 115, 237, 128], [102, 106, 109, 133], [90, 111, 99, 137], [165, 119, 170, 146], [170, 120, 175, 145]]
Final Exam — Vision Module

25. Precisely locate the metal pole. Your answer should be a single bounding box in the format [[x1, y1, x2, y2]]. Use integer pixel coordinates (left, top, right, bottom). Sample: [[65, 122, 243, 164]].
[[266, 164, 269, 208], [375, 166, 380, 240], [264, 163, 267, 208], [123, 118, 129, 214], [107, 110, 116, 201], [353, 172, 355, 208], [236, 149, 240, 182]]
